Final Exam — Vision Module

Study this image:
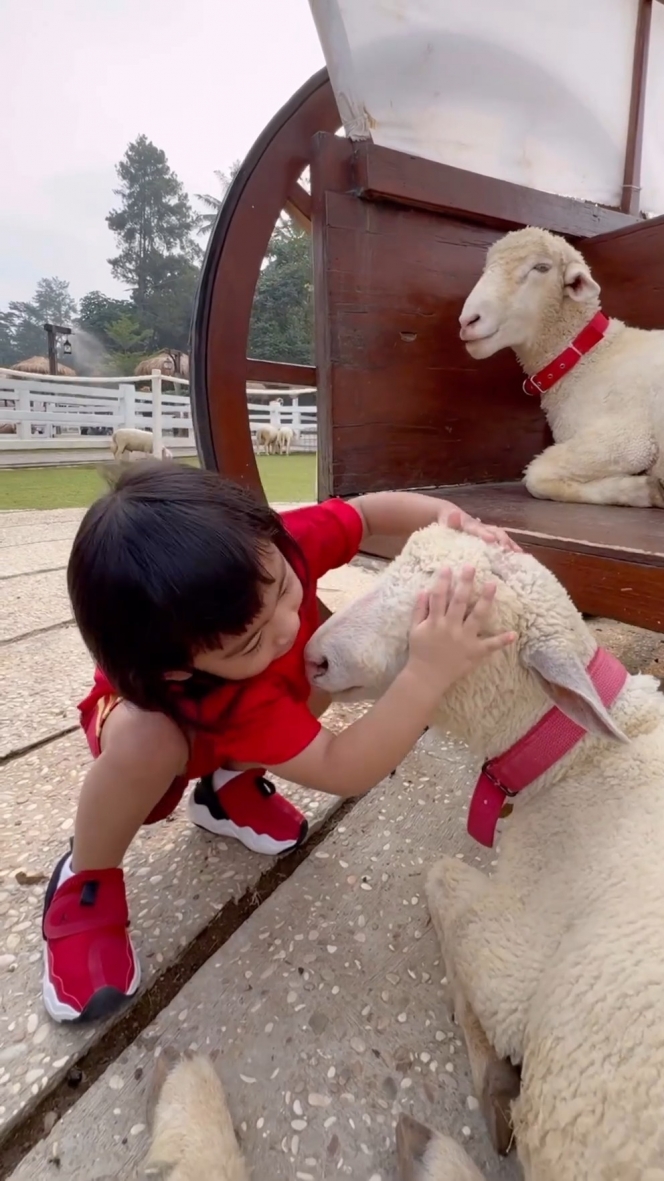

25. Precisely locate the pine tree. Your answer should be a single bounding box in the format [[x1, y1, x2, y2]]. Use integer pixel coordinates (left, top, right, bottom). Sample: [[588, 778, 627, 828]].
[[7, 277, 78, 363], [107, 135, 198, 313]]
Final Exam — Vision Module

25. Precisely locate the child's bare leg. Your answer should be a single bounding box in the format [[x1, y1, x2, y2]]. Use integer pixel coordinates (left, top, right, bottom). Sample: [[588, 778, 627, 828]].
[[72, 703, 188, 871]]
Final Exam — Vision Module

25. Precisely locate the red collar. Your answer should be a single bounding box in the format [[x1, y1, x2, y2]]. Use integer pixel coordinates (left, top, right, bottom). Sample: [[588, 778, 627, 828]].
[[523, 311, 610, 397], [467, 648, 627, 848]]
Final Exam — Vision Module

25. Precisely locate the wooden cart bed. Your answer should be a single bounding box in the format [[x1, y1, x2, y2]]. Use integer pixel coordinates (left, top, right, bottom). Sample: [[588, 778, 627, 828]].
[[191, 71, 664, 636]]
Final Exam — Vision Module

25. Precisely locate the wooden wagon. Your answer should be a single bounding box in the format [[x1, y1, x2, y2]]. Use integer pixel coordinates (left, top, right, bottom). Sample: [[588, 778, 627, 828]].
[[191, 0, 664, 633]]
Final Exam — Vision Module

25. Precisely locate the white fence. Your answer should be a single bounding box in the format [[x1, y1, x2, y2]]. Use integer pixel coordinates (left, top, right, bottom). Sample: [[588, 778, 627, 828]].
[[0, 369, 318, 467]]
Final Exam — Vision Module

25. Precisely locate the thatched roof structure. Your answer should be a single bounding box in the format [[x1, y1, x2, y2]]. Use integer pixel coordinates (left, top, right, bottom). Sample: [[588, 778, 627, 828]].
[[12, 356, 77, 377], [134, 351, 189, 379]]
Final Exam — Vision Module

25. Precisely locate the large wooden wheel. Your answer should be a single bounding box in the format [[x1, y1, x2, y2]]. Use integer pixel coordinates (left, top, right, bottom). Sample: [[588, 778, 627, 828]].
[[190, 69, 340, 498]]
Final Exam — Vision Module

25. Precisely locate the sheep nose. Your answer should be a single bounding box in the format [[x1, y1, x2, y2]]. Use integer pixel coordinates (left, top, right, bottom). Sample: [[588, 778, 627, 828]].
[[306, 656, 329, 681], [459, 311, 481, 329]]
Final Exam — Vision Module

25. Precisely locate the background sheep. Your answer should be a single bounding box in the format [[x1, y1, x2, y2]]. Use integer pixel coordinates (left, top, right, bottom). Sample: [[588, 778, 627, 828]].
[[142, 1048, 248, 1180], [306, 524, 664, 1179], [110, 429, 173, 461], [276, 424, 294, 454], [254, 424, 278, 455], [459, 226, 664, 508]]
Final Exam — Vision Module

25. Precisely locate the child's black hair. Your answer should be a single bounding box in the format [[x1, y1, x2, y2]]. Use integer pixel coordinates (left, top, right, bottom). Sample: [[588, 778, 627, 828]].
[[67, 462, 305, 725]]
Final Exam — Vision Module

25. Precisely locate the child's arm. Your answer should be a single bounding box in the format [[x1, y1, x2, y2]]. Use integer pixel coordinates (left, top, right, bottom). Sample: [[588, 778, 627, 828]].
[[267, 566, 515, 798], [350, 491, 520, 552]]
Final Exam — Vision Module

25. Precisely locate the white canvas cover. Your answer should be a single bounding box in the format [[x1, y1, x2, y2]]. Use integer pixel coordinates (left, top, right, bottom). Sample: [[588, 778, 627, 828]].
[[309, 0, 664, 214]]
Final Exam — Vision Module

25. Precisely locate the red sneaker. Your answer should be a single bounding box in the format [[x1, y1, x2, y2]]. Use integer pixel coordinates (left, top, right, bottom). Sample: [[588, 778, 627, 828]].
[[42, 851, 140, 1023], [187, 770, 308, 856]]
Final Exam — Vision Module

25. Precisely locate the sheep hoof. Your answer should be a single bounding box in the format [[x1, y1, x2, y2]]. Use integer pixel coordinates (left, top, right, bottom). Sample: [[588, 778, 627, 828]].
[[480, 1058, 520, 1156]]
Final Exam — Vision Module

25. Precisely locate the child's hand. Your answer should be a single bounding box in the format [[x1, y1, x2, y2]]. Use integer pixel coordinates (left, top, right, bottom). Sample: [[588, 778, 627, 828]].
[[406, 565, 516, 694], [444, 508, 522, 553]]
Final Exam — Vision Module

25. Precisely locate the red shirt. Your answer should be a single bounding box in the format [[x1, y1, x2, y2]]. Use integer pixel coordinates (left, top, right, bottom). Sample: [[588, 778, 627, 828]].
[[79, 499, 363, 779]]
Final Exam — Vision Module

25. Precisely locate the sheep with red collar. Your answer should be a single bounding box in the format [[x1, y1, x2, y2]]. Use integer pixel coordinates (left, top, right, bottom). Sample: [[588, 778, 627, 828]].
[[306, 523, 664, 1181], [459, 226, 664, 509]]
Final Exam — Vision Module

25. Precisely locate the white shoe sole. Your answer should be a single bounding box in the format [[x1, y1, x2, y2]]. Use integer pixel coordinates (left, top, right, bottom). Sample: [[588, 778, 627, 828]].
[[186, 793, 300, 856], [42, 941, 141, 1023]]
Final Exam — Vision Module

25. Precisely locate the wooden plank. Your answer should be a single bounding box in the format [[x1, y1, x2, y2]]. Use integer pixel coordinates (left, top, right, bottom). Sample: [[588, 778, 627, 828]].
[[350, 139, 637, 238], [580, 217, 664, 329], [621, 0, 653, 215], [357, 484, 664, 634], [245, 358, 316, 386], [8, 737, 519, 1181], [284, 181, 312, 233], [310, 162, 550, 498]]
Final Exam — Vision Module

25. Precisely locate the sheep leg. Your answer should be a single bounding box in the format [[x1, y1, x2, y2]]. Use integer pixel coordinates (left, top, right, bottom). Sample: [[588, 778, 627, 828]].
[[524, 433, 663, 507], [397, 1115, 487, 1181], [426, 858, 520, 1157]]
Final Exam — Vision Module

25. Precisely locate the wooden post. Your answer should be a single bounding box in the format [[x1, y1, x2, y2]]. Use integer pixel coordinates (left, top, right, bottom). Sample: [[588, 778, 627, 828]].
[[45, 326, 57, 376], [18, 384, 32, 439], [151, 369, 163, 456], [119, 383, 135, 429], [621, 0, 654, 215]]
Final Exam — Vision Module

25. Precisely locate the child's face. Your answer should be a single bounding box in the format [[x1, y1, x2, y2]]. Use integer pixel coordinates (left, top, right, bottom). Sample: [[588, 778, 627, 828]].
[[190, 545, 303, 681]]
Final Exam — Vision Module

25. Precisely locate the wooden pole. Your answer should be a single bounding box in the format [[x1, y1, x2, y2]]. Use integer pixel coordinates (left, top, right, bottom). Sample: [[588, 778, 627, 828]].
[[621, 0, 654, 215], [44, 325, 57, 376]]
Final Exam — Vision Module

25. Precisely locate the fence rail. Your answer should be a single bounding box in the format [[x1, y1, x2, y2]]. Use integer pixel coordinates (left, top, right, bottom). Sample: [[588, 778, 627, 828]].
[[0, 369, 318, 467]]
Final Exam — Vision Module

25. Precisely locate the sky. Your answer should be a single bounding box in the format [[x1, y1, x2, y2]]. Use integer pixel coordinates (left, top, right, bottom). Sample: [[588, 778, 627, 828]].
[[1, 0, 324, 308]]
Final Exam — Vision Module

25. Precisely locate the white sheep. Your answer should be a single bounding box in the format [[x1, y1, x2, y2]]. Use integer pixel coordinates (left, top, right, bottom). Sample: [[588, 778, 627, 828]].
[[254, 424, 278, 455], [110, 429, 173, 461], [459, 226, 664, 508], [143, 1047, 248, 1180], [306, 523, 664, 1180], [275, 425, 294, 455]]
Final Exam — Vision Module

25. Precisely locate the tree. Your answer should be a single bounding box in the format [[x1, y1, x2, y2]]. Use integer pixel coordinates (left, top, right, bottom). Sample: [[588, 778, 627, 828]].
[[104, 313, 152, 373], [195, 162, 241, 237], [0, 311, 16, 368], [78, 291, 134, 344], [248, 219, 313, 365], [139, 255, 200, 352], [107, 135, 199, 312], [7, 277, 78, 364]]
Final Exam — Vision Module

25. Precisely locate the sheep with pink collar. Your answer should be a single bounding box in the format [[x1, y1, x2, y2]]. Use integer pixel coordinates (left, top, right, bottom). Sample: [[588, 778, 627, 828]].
[[459, 226, 664, 509], [306, 523, 664, 1180]]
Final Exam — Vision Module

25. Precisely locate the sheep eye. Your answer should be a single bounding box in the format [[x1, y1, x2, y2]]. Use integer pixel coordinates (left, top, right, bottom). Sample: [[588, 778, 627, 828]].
[[532, 262, 551, 274]]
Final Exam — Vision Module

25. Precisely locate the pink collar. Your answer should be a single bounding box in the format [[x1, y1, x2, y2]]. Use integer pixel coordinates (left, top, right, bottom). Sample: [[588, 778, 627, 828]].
[[467, 648, 627, 848], [523, 311, 610, 397]]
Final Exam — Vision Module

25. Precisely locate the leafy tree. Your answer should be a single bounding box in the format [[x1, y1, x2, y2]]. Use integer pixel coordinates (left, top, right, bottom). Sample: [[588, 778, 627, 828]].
[[6, 277, 78, 364], [103, 313, 152, 374], [0, 310, 17, 368], [107, 135, 199, 313], [195, 162, 241, 237], [139, 255, 199, 352], [248, 219, 313, 365], [78, 291, 134, 347]]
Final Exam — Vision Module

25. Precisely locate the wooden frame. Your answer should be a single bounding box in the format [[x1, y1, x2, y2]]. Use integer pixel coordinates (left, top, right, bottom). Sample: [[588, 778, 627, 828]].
[[192, 67, 664, 634]]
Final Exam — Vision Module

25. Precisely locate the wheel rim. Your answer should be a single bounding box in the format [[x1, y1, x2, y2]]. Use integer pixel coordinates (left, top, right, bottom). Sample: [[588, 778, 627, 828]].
[[191, 68, 340, 497]]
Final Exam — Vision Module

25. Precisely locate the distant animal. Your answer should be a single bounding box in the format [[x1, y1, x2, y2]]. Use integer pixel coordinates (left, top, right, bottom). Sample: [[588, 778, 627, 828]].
[[254, 425, 278, 455], [275, 425, 294, 455]]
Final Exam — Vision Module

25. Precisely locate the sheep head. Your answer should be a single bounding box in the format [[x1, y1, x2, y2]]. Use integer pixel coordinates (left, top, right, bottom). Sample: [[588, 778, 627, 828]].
[[306, 524, 626, 759], [459, 227, 601, 360]]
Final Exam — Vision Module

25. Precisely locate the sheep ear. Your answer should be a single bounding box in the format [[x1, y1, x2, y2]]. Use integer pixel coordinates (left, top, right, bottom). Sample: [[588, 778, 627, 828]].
[[522, 644, 627, 742], [563, 260, 600, 303], [396, 1114, 434, 1180]]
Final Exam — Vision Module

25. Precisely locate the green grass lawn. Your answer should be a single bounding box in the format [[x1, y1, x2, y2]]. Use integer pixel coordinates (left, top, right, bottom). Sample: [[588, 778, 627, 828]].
[[0, 453, 317, 512]]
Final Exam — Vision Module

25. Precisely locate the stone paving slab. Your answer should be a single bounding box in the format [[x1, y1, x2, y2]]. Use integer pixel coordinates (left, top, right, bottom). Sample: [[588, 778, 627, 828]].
[[0, 628, 92, 758], [1, 541, 72, 580], [0, 708, 362, 1146], [0, 510, 85, 533], [0, 571, 71, 644], [8, 737, 518, 1181]]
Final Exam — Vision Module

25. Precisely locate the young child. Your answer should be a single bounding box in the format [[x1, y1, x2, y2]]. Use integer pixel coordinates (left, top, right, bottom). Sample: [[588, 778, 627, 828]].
[[43, 464, 517, 1023]]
